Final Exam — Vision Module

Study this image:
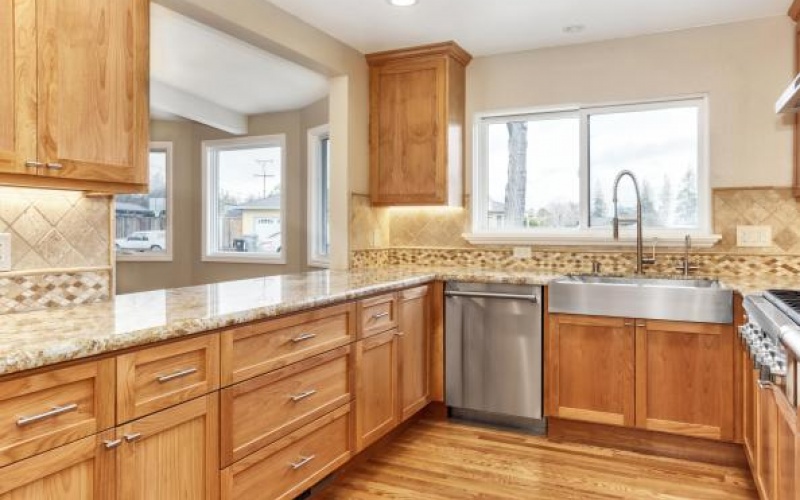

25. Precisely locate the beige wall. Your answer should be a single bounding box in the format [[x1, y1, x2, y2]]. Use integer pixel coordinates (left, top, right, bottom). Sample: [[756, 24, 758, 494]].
[[466, 16, 795, 190], [118, 98, 330, 293]]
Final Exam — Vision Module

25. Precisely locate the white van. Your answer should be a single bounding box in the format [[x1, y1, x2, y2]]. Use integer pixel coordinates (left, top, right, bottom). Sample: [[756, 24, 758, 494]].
[[115, 231, 167, 252]]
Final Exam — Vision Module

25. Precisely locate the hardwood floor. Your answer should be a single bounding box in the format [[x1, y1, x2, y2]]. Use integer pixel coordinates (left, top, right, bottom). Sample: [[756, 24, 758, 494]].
[[317, 419, 758, 499]]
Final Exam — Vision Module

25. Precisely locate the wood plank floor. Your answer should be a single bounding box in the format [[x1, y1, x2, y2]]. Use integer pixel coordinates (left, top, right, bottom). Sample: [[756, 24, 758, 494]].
[[316, 419, 758, 500]]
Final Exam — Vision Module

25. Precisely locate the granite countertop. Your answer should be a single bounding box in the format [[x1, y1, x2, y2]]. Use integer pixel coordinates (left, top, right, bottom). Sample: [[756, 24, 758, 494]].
[[0, 265, 790, 377]]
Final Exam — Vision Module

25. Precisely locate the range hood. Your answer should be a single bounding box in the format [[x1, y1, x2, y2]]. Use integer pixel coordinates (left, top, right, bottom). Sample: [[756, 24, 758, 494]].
[[776, 73, 800, 113]]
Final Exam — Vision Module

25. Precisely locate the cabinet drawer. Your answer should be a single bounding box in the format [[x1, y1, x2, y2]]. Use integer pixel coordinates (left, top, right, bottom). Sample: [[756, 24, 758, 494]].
[[222, 404, 351, 500], [221, 303, 355, 385], [359, 293, 398, 338], [221, 346, 351, 466], [0, 359, 114, 467], [117, 335, 219, 423]]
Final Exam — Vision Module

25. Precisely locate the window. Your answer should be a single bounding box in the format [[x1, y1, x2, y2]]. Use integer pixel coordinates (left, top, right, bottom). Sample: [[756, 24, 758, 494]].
[[308, 125, 330, 267], [202, 135, 286, 263], [115, 142, 172, 261], [470, 97, 714, 246]]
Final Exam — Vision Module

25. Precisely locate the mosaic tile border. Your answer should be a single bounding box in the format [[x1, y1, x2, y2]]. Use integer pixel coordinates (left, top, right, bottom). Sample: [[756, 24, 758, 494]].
[[0, 269, 112, 315], [351, 247, 800, 278]]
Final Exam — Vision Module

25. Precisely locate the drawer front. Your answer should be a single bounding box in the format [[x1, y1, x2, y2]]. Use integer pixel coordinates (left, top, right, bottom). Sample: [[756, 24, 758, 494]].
[[221, 303, 355, 385], [0, 359, 114, 467], [117, 335, 220, 423], [222, 404, 351, 500], [359, 293, 398, 338], [221, 346, 351, 466]]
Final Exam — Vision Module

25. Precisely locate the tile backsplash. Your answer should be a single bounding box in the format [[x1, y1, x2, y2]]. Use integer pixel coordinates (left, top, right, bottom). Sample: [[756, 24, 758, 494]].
[[350, 188, 800, 277], [0, 187, 112, 314]]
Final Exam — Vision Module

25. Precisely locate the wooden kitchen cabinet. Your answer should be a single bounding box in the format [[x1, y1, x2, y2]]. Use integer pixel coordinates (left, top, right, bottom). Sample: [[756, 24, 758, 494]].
[[775, 388, 796, 500], [118, 394, 219, 500], [0, 431, 116, 500], [757, 380, 778, 500], [398, 285, 431, 421], [0, 0, 149, 193], [547, 314, 636, 427], [367, 42, 471, 206], [355, 329, 400, 451], [635, 320, 734, 441], [743, 350, 758, 468]]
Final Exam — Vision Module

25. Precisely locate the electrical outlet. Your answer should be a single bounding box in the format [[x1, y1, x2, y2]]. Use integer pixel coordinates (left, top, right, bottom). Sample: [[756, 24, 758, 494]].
[[512, 246, 532, 259], [736, 225, 772, 247], [0, 233, 10, 272]]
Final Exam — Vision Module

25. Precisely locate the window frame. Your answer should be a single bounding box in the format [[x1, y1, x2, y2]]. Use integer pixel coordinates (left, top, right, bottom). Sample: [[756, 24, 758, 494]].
[[201, 134, 288, 264], [467, 95, 718, 247], [307, 124, 331, 268], [115, 141, 174, 262]]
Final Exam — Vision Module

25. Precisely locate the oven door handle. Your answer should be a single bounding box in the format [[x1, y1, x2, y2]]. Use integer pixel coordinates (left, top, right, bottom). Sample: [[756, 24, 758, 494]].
[[445, 291, 538, 303]]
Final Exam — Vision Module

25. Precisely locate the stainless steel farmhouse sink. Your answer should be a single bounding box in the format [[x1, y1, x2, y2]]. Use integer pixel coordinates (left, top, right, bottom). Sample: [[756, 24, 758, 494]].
[[548, 275, 733, 323]]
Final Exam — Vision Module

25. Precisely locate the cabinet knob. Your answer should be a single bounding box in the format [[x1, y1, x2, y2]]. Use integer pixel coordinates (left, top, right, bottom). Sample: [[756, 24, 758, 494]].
[[45, 163, 63, 170], [104, 439, 123, 450], [25, 160, 43, 169]]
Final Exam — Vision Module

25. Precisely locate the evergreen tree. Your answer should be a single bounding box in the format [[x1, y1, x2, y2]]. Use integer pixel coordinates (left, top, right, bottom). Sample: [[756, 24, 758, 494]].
[[591, 179, 608, 224], [675, 168, 698, 226], [641, 179, 656, 226], [658, 174, 672, 227]]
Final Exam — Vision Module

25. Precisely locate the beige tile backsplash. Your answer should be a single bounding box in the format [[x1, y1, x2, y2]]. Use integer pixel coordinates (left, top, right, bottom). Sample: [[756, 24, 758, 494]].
[[0, 187, 112, 314], [350, 188, 800, 277]]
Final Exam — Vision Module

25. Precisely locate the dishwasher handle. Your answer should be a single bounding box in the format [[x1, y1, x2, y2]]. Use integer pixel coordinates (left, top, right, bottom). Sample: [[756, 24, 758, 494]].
[[445, 290, 538, 303]]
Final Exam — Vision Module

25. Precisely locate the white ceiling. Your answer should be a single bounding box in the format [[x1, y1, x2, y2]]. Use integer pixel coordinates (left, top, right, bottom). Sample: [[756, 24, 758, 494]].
[[150, 4, 329, 129], [268, 0, 791, 56]]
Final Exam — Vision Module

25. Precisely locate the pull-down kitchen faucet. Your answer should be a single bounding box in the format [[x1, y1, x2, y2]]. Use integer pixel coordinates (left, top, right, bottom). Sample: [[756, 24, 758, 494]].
[[612, 170, 655, 274]]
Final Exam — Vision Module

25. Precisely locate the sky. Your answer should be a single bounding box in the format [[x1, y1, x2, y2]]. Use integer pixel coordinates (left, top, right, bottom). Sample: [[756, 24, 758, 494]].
[[485, 105, 700, 222], [217, 145, 282, 202]]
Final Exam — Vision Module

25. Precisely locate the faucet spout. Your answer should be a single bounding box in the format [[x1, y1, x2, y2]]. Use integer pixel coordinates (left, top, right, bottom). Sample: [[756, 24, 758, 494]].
[[611, 170, 654, 274]]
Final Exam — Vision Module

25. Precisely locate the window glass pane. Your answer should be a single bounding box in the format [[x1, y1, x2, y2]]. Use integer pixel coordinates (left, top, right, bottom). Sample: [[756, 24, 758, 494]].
[[115, 150, 168, 256], [212, 144, 282, 255], [589, 106, 699, 229], [318, 136, 330, 258], [485, 116, 580, 230]]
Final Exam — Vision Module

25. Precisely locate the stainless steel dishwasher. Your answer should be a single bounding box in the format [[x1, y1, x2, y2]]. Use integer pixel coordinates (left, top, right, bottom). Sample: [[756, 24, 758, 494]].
[[445, 281, 545, 433]]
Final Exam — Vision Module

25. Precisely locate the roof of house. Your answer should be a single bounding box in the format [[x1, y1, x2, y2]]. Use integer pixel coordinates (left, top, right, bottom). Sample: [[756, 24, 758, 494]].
[[236, 194, 281, 210]]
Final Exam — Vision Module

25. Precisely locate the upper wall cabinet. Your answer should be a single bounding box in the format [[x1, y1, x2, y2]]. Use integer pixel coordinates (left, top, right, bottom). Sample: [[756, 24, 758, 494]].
[[367, 42, 471, 206], [0, 0, 149, 194]]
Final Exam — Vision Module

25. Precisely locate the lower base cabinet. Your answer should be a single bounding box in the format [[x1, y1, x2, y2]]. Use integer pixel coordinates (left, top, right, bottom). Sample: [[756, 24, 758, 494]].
[[221, 405, 351, 500], [0, 394, 218, 500], [756, 381, 778, 500], [355, 329, 400, 451], [775, 389, 796, 500]]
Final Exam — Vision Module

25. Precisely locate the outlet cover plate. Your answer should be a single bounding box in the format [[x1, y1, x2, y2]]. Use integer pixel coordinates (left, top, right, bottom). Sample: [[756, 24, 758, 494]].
[[736, 225, 772, 247], [512, 246, 532, 259], [0, 233, 10, 271]]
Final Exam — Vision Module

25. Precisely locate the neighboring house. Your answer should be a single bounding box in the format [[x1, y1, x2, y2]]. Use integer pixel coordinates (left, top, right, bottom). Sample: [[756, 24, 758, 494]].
[[235, 194, 282, 241], [115, 201, 155, 217], [487, 199, 506, 230]]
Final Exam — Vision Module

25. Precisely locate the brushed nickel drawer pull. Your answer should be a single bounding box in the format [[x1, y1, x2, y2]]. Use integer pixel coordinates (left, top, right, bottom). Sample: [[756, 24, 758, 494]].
[[290, 389, 317, 402], [156, 367, 198, 383], [104, 439, 123, 450], [289, 455, 316, 470], [25, 160, 43, 169], [291, 333, 317, 343], [16, 403, 79, 427], [45, 162, 63, 170], [124, 433, 142, 443], [371, 312, 390, 320]]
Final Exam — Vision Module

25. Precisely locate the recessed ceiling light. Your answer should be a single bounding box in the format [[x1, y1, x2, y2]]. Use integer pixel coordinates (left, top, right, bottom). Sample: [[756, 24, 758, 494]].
[[387, 0, 418, 6], [563, 25, 585, 34]]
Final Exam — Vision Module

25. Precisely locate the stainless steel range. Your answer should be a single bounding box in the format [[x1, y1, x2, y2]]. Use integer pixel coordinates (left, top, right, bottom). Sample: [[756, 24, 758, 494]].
[[741, 290, 800, 407]]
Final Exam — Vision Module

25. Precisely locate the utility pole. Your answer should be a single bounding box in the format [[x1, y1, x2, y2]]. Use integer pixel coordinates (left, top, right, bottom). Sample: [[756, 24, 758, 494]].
[[254, 159, 276, 199]]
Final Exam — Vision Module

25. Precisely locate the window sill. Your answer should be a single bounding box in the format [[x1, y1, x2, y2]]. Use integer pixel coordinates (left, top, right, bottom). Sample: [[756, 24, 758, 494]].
[[116, 253, 173, 263], [463, 232, 722, 248], [202, 253, 286, 265]]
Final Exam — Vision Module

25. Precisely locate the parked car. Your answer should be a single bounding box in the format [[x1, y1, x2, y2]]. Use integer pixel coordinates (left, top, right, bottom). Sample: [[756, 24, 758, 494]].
[[115, 231, 166, 252]]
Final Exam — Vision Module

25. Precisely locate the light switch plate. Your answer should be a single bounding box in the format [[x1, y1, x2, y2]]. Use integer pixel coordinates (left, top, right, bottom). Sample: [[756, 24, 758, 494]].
[[0, 233, 10, 272], [736, 225, 772, 247], [512, 246, 532, 259]]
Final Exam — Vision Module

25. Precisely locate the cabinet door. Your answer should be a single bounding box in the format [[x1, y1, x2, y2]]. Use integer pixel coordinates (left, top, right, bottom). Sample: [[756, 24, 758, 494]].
[[0, 431, 116, 500], [743, 351, 758, 467], [370, 57, 447, 205], [36, 0, 148, 186], [757, 381, 778, 500], [776, 388, 796, 500], [398, 286, 430, 421], [355, 329, 399, 451], [118, 395, 219, 500], [0, 0, 36, 176], [547, 314, 635, 426], [635, 320, 734, 441]]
